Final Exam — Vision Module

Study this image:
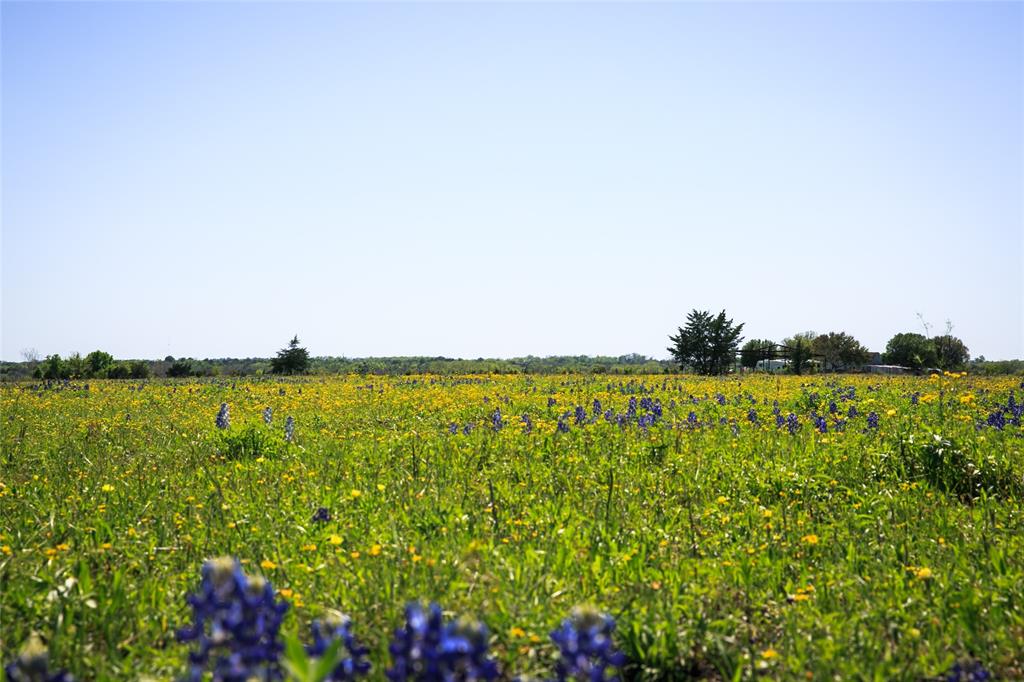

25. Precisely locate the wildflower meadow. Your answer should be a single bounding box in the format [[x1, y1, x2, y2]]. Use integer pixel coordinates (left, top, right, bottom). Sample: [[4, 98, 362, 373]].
[[1, 373, 1022, 680]]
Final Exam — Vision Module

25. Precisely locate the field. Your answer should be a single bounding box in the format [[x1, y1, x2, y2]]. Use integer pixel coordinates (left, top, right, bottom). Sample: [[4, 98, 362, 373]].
[[1, 373, 1022, 680]]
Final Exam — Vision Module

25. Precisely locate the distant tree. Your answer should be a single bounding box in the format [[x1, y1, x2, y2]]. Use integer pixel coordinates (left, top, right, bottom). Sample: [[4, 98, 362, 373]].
[[780, 332, 816, 375], [668, 310, 744, 375], [105, 362, 131, 379], [65, 353, 88, 379], [271, 335, 310, 375], [127, 360, 151, 379], [812, 332, 870, 371], [166, 359, 194, 378], [85, 350, 115, 377], [740, 339, 775, 370], [39, 354, 69, 380], [931, 334, 969, 370], [21, 348, 40, 364], [884, 333, 938, 370]]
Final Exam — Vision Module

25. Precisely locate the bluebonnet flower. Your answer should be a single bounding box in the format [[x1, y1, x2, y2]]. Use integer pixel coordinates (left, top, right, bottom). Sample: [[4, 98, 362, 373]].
[[216, 403, 230, 430], [638, 414, 652, 429], [312, 507, 332, 523], [747, 408, 758, 424], [651, 400, 662, 420], [911, 393, 920, 406], [775, 414, 785, 429], [284, 416, 295, 442], [4, 633, 75, 682], [449, 423, 458, 435], [548, 397, 557, 408], [772, 400, 780, 416], [521, 413, 533, 435], [687, 411, 698, 427], [574, 406, 587, 426], [306, 611, 371, 680], [719, 417, 729, 426], [867, 412, 879, 429], [550, 606, 626, 681], [828, 401, 838, 414], [557, 416, 570, 434], [386, 603, 499, 681], [626, 398, 637, 419], [492, 408, 504, 432], [463, 423, 474, 436], [944, 660, 991, 682], [786, 414, 799, 435], [986, 410, 1005, 430], [847, 405, 858, 419], [263, 407, 273, 425], [604, 409, 614, 423], [592, 399, 602, 417], [715, 394, 726, 406], [814, 416, 828, 434], [176, 557, 289, 682]]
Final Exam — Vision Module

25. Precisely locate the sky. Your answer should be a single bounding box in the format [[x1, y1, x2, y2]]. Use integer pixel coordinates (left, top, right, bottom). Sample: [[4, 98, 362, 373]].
[[2, 1, 1022, 362]]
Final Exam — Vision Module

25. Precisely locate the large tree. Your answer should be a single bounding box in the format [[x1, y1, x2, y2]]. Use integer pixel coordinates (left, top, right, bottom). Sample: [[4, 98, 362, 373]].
[[883, 332, 938, 370], [668, 310, 744, 375], [782, 331, 817, 375], [931, 334, 969, 370], [740, 339, 775, 370], [271, 335, 310, 375], [812, 332, 870, 371]]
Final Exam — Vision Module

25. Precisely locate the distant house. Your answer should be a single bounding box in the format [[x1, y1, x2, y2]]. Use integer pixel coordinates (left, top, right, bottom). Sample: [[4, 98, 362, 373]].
[[864, 364, 909, 375], [756, 359, 790, 372]]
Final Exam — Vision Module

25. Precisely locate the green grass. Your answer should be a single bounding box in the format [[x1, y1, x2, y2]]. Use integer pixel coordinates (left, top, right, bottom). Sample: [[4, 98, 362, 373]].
[[1, 373, 1022, 680]]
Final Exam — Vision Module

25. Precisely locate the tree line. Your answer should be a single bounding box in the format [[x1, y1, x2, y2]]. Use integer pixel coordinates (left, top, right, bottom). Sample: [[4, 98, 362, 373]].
[[668, 309, 972, 375]]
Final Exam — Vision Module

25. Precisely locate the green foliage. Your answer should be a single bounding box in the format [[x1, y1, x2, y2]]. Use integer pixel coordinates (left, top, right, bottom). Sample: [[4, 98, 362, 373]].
[[166, 359, 194, 378], [932, 334, 970, 370], [884, 333, 939, 369], [667, 310, 745, 374], [218, 424, 274, 460], [739, 339, 775, 369], [811, 332, 869, 371], [272, 336, 311, 375], [782, 332, 816, 375], [86, 350, 115, 376]]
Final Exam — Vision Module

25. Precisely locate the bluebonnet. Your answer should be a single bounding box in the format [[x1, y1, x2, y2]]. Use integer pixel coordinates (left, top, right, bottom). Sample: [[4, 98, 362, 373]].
[[548, 397, 557, 408], [521, 414, 533, 435], [985, 410, 1005, 430], [263, 407, 273, 425], [772, 400, 780, 416], [911, 393, 920, 406], [847, 405, 858, 419], [312, 507, 332, 523], [306, 611, 371, 680], [626, 398, 637, 419], [557, 416, 570, 434], [604, 409, 614, 423], [4, 633, 75, 682], [775, 414, 785, 429], [463, 423, 474, 436], [786, 414, 799, 435], [747, 408, 758, 424], [828, 401, 838, 414], [637, 414, 653, 429], [650, 400, 662, 420], [715, 394, 726, 406], [386, 602, 499, 681], [592, 399, 602, 416], [284, 416, 295, 442], [492, 408, 504, 432], [216, 403, 230, 430], [867, 412, 879, 429], [549, 606, 626, 681], [176, 557, 289, 682], [449, 423, 458, 435], [687, 411, 698, 427], [574, 406, 587, 426], [944, 660, 991, 682], [814, 416, 828, 434]]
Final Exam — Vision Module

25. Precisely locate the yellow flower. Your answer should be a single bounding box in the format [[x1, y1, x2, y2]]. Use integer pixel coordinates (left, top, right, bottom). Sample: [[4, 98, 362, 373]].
[[886, 409, 897, 417], [350, 551, 360, 559], [915, 567, 934, 580], [1, 545, 11, 555], [716, 496, 729, 505], [761, 648, 779, 659], [801, 534, 819, 545], [509, 626, 526, 638], [377, 484, 386, 492], [278, 588, 294, 598], [328, 535, 343, 545], [350, 489, 362, 499], [301, 544, 317, 552], [101, 484, 114, 493], [260, 559, 277, 570], [369, 544, 382, 556]]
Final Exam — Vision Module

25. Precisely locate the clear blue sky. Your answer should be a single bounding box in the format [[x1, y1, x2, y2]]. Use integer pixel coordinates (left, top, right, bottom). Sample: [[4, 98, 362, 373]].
[[3, 1, 1022, 361]]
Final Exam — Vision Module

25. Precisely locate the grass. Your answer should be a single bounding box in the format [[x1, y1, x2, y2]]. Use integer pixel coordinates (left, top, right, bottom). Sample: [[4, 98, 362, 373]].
[[1, 373, 1022, 680]]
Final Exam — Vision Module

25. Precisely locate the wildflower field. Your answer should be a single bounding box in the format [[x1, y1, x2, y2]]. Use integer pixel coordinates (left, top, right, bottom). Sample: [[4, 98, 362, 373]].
[[1, 373, 1022, 680]]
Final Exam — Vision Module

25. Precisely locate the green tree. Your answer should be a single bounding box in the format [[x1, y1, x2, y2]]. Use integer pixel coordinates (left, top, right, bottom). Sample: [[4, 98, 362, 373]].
[[668, 310, 744, 375], [271, 336, 310, 375], [740, 339, 775, 370], [166, 359, 194, 378], [883, 333, 938, 370], [812, 332, 870, 371], [782, 331, 817, 375], [39, 354, 69, 380], [931, 334, 969, 370], [85, 350, 115, 376]]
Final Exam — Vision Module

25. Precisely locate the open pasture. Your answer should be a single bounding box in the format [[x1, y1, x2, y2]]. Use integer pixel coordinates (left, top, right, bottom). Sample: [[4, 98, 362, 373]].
[[1, 373, 1022, 680]]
